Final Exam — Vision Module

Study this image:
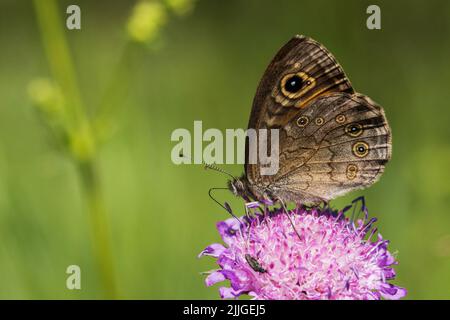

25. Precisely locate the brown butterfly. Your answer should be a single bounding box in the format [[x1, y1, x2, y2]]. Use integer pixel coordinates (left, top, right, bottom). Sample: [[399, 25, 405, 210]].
[[228, 35, 391, 205]]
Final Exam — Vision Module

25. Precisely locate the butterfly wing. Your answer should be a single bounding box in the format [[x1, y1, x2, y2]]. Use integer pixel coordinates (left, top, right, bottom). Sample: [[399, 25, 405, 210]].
[[269, 93, 391, 203], [245, 35, 391, 203], [246, 35, 353, 133], [246, 35, 353, 187]]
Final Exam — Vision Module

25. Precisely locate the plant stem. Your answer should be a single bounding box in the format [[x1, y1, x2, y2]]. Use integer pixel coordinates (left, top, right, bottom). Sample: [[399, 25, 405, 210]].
[[79, 161, 117, 299], [32, 0, 85, 129], [33, 0, 117, 298]]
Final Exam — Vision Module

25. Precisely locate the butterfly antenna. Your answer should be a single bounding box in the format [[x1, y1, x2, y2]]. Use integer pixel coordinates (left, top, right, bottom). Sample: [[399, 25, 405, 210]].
[[179, 152, 237, 180], [179, 152, 240, 221], [203, 162, 237, 181], [204, 165, 242, 222]]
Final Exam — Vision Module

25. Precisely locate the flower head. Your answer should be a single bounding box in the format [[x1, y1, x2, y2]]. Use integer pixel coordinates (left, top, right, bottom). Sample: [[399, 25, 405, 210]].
[[28, 78, 64, 114], [199, 201, 406, 300], [127, 1, 167, 44]]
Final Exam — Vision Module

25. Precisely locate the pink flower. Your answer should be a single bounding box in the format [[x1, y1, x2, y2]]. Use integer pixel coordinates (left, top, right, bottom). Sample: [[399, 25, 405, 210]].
[[199, 200, 407, 300]]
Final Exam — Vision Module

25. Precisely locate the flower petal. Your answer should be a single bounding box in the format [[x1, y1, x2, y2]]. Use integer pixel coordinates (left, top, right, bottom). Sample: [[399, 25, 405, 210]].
[[219, 286, 243, 299], [217, 255, 236, 270], [205, 271, 226, 287], [380, 284, 407, 300], [216, 218, 242, 245], [246, 201, 260, 209], [198, 243, 226, 258]]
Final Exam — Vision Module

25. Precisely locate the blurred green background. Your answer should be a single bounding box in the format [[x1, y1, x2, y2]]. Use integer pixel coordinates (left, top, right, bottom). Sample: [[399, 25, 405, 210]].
[[0, 0, 449, 299]]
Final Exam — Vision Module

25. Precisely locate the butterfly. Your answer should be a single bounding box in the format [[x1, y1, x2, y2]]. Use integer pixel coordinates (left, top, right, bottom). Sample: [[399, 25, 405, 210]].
[[228, 35, 391, 205]]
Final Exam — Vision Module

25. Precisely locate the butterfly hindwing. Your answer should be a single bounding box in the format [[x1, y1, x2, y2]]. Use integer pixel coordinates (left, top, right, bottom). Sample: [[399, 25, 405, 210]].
[[270, 93, 391, 202]]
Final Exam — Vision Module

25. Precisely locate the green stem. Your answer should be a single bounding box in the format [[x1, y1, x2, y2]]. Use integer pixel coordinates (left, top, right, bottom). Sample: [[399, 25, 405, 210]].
[[33, 0, 117, 298], [32, 0, 85, 129], [79, 162, 118, 299]]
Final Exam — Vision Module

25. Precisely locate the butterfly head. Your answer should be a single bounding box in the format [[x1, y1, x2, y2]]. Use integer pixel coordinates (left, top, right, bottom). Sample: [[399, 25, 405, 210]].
[[228, 176, 259, 201], [228, 177, 246, 197]]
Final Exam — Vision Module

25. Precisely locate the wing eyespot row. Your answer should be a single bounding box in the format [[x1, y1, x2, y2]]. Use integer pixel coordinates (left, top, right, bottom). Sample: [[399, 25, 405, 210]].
[[296, 116, 309, 127], [345, 123, 363, 137], [352, 141, 370, 158], [346, 164, 358, 180]]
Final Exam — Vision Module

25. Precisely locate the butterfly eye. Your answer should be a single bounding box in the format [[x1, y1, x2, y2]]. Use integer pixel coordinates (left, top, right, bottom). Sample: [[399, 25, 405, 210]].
[[345, 123, 363, 137], [352, 142, 369, 158], [284, 75, 303, 93]]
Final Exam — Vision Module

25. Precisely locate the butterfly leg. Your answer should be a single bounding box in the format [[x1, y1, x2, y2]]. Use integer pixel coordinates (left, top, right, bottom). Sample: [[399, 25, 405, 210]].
[[258, 206, 265, 215], [351, 196, 367, 221], [278, 198, 302, 240], [244, 203, 252, 220], [243, 204, 253, 247], [347, 197, 369, 232]]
